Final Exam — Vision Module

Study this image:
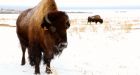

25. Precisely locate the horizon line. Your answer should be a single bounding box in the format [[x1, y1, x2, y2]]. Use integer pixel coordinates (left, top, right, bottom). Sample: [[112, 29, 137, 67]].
[[0, 5, 140, 9]]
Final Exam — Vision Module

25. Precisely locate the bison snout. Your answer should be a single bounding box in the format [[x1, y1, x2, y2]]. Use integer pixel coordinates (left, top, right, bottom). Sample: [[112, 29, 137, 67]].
[[59, 42, 68, 47], [54, 42, 68, 51], [58, 42, 68, 50]]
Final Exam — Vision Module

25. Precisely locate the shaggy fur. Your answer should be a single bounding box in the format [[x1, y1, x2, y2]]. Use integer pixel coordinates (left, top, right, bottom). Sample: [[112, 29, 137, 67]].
[[30, 0, 57, 27], [16, 0, 70, 74]]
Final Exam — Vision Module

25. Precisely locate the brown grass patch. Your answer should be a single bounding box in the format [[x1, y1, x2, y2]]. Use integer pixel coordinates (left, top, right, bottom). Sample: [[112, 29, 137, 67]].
[[0, 24, 16, 27]]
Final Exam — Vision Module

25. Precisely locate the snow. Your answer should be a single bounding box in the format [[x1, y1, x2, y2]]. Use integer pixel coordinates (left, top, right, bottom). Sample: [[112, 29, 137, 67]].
[[0, 14, 18, 25], [0, 10, 140, 75]]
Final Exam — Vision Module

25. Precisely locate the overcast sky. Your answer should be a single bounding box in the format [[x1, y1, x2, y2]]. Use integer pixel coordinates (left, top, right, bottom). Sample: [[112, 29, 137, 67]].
[[0, 0, 140, 8]]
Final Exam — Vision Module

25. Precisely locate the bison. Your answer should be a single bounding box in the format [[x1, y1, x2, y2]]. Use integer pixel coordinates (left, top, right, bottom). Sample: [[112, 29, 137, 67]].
[[16, 0, 70, 74], [87, 15, 103, 24]]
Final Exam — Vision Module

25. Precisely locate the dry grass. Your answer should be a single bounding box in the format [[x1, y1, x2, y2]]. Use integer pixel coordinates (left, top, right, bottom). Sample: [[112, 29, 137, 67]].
[[0, 13, 140, 33], [0, 24, 16, 27], [69, 15, 140, 33]]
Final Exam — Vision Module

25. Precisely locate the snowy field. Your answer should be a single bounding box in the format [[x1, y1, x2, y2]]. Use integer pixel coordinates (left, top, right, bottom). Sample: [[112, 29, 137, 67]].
[[1, 10, 140, 75]]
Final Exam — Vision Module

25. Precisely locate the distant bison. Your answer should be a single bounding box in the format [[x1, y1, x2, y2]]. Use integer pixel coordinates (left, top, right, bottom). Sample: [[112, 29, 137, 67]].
[[87, 15, 103, 24]]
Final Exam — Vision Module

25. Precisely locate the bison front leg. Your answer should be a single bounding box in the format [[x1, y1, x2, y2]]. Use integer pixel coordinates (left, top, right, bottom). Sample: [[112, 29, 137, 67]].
[[34, 56, 41, 74], [28, 50, 35, 66], [29, 45, 42, 74], [33, 50, 42, 74], [43, 52, 54, 74], [46, 59, 52, 74]]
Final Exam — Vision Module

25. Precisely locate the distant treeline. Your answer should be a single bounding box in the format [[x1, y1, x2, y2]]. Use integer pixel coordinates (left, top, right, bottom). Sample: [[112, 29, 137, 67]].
[[0, 8, 22, 14]]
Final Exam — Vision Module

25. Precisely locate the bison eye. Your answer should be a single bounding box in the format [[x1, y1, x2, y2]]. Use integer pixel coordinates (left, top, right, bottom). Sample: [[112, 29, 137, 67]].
[[66, 21, 70, 29], [50, 26, 56, 32]]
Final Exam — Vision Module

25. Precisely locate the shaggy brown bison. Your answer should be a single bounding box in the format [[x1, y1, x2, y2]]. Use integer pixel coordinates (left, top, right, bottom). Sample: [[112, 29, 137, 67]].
[[87, 15, 103, 24], [16, 0, 70, 74]]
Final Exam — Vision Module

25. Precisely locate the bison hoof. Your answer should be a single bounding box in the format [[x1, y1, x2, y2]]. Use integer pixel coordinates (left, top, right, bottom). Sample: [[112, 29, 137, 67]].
[[21, 63, 25, 65], [21, 59, 25, 65], [43, 61, 47, 65], [46, 70, 52, 74], [35, 73, 40, 75], [30, 62, 35, 66], [21, 61, 25, 65]]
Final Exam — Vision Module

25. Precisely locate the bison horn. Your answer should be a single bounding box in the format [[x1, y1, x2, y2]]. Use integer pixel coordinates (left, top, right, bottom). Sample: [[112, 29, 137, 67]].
[[45, 15, 51, 24]]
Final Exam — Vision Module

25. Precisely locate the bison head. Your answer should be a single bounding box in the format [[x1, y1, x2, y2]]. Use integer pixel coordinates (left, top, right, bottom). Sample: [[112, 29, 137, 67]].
[[41, 11, 70, 53]]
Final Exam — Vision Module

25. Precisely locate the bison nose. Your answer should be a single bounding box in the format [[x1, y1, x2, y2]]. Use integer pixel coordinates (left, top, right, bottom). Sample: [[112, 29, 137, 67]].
[[60, 42, 68, 47], [58, 42, 68, 49]]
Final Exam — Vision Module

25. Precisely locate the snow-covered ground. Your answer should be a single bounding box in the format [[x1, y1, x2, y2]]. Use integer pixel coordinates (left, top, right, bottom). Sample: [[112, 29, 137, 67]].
[[0, 14, 18, 26], [0, 10, 140, 75]]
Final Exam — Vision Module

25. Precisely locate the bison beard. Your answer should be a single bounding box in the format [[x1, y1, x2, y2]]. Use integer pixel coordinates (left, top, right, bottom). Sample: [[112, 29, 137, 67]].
[[16, 5, 70, 75]]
